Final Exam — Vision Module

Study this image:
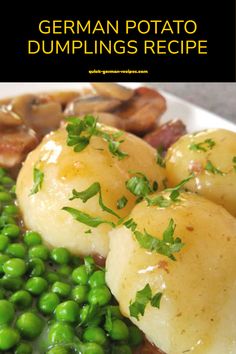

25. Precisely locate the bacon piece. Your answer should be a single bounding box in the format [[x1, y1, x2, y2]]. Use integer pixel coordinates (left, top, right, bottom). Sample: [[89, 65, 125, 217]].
[[144, 119, 186, 150], [115, 87, 166, 135], [0, 128, 38, 168]]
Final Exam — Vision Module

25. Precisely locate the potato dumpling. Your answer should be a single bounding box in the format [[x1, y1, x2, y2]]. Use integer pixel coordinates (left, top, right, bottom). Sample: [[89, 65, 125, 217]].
[[16, 124, 165, 257], [165, 129, 236, 216], [106, 192, 236, 354]]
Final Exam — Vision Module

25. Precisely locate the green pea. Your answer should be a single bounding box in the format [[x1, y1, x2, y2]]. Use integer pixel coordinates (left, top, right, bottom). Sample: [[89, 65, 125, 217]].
[[0, 253, 9, 273], [47, 346, 70, 354], [28, 245, 49, 261], [80, 304, 102, 327], [0, 234, 9, 251], [0, 299, 15, 325], [84, 256, 95, 274], [27, 257, 45, 276], [25, 276, 48, 295], [0, 191, 12, 202], [38, 292, 60, 315], [106, 305, 123, 319], [15, 342, 33, 354], [112, 345, 132, 354], [88, 286, 111, 306], [71, 285, 89, 304], [0, 327, 20, 350], [48, 322, 74, 346], [0, 167, 6, 178], [10, 290, 33, 310], [88, 270, 105, 288], [83, 327, 107, 345], [72, 265, 89, 285], [6, 243, 27, 258], [128, 325, 143, 347], [51, 247, 70, 265], [16, 312, 44, 339], [3, 204, 19, 216], [0, 215, 17, 227], [45, 271, 60, 284], [82, 342, 104, 354], [109, 319, 129, 340], [52, 281, 71, 298], [0, 288, 5, 299], [24, 231, 42, 247], [57, 264, 72, 277], [2, 224, 20, 239], [3, 258, 27, 277], [1, 275, 24, 291], [55, 300, 79, 323], [1, 176, 15, 186]]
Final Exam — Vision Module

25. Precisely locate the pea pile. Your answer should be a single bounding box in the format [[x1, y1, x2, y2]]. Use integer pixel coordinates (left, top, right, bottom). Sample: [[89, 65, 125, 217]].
[[0, 168, 143, 354]]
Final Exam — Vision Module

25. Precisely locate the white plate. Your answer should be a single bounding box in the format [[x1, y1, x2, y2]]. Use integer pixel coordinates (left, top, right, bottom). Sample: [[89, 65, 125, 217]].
[[0, 83, 235, 132]]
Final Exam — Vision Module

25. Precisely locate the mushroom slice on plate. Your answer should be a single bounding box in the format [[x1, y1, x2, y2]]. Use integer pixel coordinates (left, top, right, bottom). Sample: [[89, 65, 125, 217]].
[[91, 83, 134, 101], [65, 95, 121, 115], [11, 94, 63, 136]]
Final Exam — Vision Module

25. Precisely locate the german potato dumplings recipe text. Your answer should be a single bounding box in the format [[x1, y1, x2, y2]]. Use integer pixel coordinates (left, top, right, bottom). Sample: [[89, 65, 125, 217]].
[[28, 19, 208, 55]]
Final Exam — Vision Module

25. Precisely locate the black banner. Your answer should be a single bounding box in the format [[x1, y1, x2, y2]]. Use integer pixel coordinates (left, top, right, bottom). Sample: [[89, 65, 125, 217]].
[[0, 2, 235, 82]]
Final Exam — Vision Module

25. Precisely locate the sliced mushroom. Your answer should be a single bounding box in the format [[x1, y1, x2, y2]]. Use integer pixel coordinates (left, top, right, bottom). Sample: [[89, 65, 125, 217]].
[[0, 105, 23, 127], [95, 112, 125, 129], [144, 119, 187, 150], [40, 91, 81, 109], [91, 83, 134, 101], [65, 95, 121, 116], [115, 87, 167, 134], [0, 128, 38, 168], [11, 94, 63, 136]]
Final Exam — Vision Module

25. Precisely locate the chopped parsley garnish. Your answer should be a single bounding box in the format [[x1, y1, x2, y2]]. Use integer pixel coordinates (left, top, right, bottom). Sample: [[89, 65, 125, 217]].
[[66, 115, 128, 160], [126, 172, 157, 202], [233, 156, 236, 171], [156, 146, 166, 168], [129, 284, 163, 321], [146, 174, 194, 207], [117, 196, 128, 210], [30, 167, 44, 195], [150, 292, 163, 308], [164, 173, 194, 201], [70, 182, 120, 219], [123, 218, 137, 232], [134, 218, 184, 261], [189, 138, 216, 152], [146, 195, 172, 208], [205, 160, 224, 175], [62, 207, 115, 228]]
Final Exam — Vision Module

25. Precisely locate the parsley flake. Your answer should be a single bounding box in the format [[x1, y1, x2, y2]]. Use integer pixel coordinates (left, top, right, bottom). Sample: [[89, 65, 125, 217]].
[[123, 218, 137, 232], [129, 284, 163, 320], [62, 207, 115, 228], [66, 115, 128, 160], [70, 182, 120, 219], [233, 156, 236, 172], [134, 218, 184, 261], [126, 172, 154, 202], [30, 167, 44, 195], [156, 147, 166, 168], [205, 160, 224, 175], [117, 196, 128, 210], [189, 138, 216, 152]]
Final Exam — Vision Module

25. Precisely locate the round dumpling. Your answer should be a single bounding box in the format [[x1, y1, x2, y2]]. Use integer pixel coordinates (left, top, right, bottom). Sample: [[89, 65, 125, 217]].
[[106, 191, 236, 354], [16, 123, 165, 257], [165, 128, 236, 216]]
